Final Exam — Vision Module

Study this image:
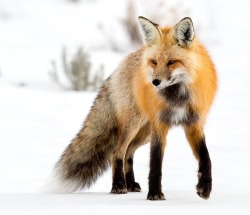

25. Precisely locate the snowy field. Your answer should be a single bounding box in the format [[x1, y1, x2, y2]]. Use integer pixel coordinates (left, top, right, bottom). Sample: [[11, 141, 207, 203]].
[[1, 0, 250, 214]]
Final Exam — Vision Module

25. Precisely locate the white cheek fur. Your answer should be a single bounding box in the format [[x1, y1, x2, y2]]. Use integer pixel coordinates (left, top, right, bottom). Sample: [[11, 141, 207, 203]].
[[146, 67, 192, 89], [155, 68, 191, 89], [171, 68, 192, 84]]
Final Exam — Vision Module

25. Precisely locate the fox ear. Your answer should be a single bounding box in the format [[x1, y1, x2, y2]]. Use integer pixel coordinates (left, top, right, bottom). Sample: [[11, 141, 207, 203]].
[[173, 17, 195, 47], [138, 16, 161, 46]]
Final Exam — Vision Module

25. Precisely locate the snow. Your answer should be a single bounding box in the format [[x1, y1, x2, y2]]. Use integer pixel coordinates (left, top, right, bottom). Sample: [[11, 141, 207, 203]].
[[1, 191, 250, 215], [1, 0, 250, 214]]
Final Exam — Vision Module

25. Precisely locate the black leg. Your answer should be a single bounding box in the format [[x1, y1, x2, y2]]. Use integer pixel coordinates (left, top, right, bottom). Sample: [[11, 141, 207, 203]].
[[196, 137, 212, 199], [111, 158, 127, 194], [124, 123, 151, 193], [147, 133, 165, 200], [125, 157, 141, 192], [184, 125, 212, 199]]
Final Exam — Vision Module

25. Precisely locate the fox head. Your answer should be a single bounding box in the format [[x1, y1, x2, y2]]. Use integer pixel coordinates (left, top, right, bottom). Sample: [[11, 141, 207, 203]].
[[138, 16, 197, 89]]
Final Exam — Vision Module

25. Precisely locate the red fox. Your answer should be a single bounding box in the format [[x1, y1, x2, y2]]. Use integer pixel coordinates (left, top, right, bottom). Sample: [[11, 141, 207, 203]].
[[51, 16, 217, 200]]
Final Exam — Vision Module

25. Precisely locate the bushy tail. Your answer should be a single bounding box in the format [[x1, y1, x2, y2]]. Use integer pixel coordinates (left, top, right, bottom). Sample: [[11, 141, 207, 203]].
[[48, 80, 118, 193]]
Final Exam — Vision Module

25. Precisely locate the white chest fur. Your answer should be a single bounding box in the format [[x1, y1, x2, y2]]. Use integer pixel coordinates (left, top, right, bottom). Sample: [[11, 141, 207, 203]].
[[159, 105, 199, 126], [169, 107, 187, 125]]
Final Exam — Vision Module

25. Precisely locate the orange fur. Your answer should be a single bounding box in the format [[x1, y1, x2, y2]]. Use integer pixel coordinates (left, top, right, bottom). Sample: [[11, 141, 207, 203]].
[[134, 28, 217, 128]]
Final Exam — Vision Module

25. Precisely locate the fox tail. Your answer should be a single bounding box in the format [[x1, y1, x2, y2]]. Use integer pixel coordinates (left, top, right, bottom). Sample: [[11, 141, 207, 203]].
[[47, 81, 118, 193]]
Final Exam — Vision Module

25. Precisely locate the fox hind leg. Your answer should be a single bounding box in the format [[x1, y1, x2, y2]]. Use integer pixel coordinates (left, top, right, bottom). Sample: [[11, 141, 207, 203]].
[[125, 157, 141, 192], [111, 122, 142, 194], [111, 157, 127, 194], [125, 123, 150, 192]]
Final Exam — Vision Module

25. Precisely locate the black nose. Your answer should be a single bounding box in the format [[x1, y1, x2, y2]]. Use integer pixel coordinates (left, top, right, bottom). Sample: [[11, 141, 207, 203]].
[[152, 79, 161, 86]]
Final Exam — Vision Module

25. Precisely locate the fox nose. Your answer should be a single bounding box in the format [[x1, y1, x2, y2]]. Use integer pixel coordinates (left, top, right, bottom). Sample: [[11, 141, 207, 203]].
[[152, 79, 161, 86]]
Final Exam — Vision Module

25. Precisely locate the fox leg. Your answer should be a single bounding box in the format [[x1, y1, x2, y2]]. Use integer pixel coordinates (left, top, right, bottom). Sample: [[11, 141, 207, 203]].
[[147, 125, 169, 200], [184, 125, 212, 199], [111, 123, 141, 194], [124, 123, 150, 192]]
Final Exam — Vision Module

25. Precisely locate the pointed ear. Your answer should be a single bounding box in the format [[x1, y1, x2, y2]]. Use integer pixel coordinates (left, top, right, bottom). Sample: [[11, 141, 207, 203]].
[[138, 16, 161, 46], [173, 17, 195, 47]]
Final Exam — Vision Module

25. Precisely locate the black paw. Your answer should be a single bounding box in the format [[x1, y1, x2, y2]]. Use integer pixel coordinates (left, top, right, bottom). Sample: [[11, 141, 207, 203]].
[[111, 182, 127, 194], [196, 179, 212, 199], [127, 182, 141, 192], [147, 191, 165, 200]]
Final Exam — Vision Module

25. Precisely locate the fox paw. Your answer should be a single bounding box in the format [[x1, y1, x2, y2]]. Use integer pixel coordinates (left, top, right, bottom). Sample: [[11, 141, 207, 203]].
[[127, 182, 141, 192], [147, 191, 165, 200], [111, 182, 127, 194], [196, 180, 212, 199]]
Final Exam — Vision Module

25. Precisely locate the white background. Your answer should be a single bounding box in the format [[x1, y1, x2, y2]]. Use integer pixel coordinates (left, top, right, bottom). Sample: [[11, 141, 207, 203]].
[[0, 0, 250, 214]]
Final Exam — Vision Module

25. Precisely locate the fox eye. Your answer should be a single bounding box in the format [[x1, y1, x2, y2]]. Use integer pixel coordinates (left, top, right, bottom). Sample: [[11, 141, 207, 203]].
[[167, 60, 176, 66], [151, 59, 157, 65]]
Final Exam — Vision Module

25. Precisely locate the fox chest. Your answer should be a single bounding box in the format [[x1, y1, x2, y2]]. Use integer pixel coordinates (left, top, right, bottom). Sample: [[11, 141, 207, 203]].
[[160, 106, 198, 126], [159, 84, 199, 126]]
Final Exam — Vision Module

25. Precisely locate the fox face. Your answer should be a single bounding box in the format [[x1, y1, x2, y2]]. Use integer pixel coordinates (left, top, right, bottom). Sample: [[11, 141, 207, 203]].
[[147, 51, 192, 89], [139, 17, 196, 90]]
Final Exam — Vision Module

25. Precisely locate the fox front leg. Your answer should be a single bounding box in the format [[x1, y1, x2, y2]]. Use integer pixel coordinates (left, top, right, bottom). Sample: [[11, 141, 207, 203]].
[[184, 125, 212, 199], [147, 126, 168, 200], [196, 137, 212, 199]]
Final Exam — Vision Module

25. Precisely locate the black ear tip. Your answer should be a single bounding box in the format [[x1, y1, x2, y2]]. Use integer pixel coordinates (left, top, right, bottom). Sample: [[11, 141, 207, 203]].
[[182, 17, 193, 24], [138, 16, 146, 21]]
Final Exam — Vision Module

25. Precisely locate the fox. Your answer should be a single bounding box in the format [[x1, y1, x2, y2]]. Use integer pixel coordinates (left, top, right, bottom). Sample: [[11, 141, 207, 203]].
[[51, 16, 217, 200]]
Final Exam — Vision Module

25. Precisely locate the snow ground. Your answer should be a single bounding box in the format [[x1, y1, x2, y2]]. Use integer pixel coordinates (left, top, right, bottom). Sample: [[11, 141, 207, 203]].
[[1, 190, 250, 215], [1, 0, 250, 214]]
